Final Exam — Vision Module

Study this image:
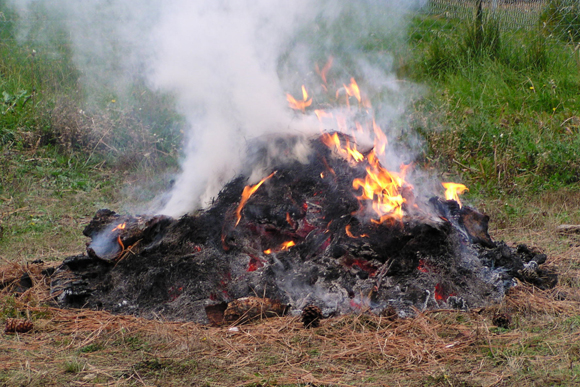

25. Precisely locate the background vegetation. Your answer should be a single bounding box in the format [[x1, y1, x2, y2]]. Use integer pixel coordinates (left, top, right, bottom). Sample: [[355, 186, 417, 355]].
[[1, 0, 580, 385]]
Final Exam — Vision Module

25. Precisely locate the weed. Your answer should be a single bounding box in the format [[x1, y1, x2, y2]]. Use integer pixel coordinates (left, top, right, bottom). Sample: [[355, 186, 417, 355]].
[[79, 343, 103, 353], [63, 358, 85, 373]]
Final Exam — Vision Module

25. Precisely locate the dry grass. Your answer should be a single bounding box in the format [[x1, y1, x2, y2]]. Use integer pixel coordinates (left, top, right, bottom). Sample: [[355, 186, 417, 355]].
[[1, 220, 580, 386]]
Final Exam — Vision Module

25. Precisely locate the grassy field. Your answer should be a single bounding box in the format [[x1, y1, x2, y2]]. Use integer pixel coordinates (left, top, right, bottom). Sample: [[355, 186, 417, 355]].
[[2, 1, 580, 386]]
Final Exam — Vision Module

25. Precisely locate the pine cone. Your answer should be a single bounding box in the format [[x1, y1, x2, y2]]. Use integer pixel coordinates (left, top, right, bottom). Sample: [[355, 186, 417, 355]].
[[302, 305, 322, 328], [492, 312, 512, 329], [5, 319, 33, 334]]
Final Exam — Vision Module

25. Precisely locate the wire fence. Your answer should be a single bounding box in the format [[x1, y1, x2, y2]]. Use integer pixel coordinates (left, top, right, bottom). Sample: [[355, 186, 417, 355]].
[[2, 0, 580, 60], [417, 0, 580, 37]]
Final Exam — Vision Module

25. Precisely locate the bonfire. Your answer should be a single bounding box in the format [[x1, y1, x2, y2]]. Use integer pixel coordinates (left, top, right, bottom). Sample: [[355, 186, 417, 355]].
[[42, 72, 556, 326]]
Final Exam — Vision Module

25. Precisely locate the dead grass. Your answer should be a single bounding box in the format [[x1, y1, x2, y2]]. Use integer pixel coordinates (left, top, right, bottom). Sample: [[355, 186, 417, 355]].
[[2, 164, 580, 385], [1, 224, 580, 387]]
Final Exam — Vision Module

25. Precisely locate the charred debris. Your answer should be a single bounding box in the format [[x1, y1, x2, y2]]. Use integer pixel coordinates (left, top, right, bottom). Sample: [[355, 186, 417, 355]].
[[47, 134, 556, 325]]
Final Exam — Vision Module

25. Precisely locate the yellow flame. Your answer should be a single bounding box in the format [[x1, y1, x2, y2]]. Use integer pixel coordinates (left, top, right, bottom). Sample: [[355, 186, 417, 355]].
[[321, 133, 364, 164], [280, 240, 296, 250], [442, 182, 469, 207], [303, 75, 414, 224], [112, 222, 126, 232], [352, 152, 410, 223], [345, 78, 361, 102]]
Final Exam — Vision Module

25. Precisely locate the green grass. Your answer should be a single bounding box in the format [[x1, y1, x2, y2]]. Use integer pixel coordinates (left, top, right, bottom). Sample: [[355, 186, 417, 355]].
[[405, 11, 580, 197]]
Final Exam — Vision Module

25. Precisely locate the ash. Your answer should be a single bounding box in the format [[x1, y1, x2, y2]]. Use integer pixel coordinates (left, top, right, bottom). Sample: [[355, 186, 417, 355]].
[[50, 135, 556, 323]]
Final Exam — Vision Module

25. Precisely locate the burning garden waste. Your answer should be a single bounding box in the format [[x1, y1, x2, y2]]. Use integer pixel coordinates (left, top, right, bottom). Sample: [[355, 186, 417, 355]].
[[49, 71, 556, 326]]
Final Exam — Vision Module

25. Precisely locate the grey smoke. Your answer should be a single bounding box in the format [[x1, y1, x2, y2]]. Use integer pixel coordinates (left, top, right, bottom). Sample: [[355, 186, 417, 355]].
[[10, 0, 429, 216]]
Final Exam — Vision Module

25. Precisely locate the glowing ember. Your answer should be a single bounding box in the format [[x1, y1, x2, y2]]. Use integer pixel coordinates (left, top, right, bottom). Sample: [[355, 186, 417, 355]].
[[247, 255, 264, 272], [417, 259, 429, 273], [287, 85, 312, 112], [434, 283, 445, 301], [344, 257, 376, 274], [235, 171, 277, 226], [442, 182, 469, 207]]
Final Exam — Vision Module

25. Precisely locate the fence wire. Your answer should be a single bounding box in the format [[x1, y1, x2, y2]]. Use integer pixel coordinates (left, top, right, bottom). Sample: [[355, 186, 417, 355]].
[[2, 1, 580, 58], [416, 0, 580, 39]]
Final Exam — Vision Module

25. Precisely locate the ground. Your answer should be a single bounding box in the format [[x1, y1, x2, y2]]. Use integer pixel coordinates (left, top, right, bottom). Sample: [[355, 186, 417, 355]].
[[1, 176, 580, 386]]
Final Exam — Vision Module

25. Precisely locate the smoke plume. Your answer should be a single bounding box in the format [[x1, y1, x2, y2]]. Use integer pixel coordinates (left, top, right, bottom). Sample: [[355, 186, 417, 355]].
[[10, 0, 427, 217]]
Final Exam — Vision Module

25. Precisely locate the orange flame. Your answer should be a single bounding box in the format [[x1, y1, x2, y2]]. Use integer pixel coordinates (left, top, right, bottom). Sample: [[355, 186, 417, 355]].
[[344, 78, 361, 103], [314, 109, 333, 121], [338, 78, 361, 108], [442, 182, 469, 207], [315, 56, 333, 85], [372, 119, 388, 155], [112, 222, 126, 232], [287, 85, 312, 112], [263, 241, 295, 255], [321, 132, 364, 164], [280, 240, 296, 250], [111, 222, 126, 252], [291, 73, 415, 224], [352, 151, 411, 223], [345, 224, 369, 238], [235, 171, 277, 226]]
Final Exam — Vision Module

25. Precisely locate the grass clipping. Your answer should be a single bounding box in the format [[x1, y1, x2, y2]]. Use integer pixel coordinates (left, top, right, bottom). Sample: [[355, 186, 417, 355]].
[[1, 258, 580, 386]]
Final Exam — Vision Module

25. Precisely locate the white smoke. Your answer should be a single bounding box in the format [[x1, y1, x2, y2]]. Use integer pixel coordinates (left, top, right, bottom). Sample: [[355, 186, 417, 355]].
[[9, 0, 429, 216], [148, 1, 321, 215]]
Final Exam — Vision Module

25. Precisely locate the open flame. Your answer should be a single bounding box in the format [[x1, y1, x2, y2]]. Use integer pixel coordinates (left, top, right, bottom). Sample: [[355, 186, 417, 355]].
[[263, 240, 295, 255], [442, 182, 469, 207], [284, 60, 468, 225], [339, 77, 362, 107], [320, 132, 364, 164], [352, 152, 411, 224], [235, 171, 277, 226], [280, 240, 295, 250], [286, 85, 312, 112], [345, 224, 368, 238], [111, 222, 126, 232], [315, 56, 333, 87], [111, 222, 126, 252]]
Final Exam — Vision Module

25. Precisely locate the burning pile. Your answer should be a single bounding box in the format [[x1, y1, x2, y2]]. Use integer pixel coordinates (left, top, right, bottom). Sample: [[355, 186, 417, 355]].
[[50, 130, 555, 324], [49, 73, 556, 324]]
